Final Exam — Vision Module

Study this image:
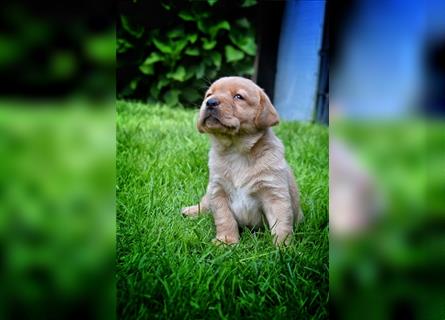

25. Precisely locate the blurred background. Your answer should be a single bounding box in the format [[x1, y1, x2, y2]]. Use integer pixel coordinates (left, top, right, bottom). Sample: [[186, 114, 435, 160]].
[[2, 0, 445, 318], [0, 1, 115, 319], [330, 0, 445, 319], [117, 0, 328, 123]]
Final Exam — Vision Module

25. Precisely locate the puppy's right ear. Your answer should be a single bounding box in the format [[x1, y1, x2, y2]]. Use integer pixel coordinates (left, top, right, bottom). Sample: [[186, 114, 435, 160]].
[[255, 90, 280, 129]]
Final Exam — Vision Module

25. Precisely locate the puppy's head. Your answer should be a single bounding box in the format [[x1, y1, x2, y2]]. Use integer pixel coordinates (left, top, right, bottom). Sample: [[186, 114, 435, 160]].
[[197, 77, 279, 135]]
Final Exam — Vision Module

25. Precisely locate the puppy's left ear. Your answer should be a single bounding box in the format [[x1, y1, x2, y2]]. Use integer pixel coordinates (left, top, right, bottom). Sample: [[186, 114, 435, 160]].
[[255, 90, 280, 129]]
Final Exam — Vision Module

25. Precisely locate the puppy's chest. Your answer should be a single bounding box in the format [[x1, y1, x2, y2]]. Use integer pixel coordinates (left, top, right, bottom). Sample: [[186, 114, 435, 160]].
[[218, 157, 262, 226]]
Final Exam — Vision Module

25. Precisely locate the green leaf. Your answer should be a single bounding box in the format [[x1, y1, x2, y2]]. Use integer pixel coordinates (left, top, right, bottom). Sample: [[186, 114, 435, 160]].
[[167, 65, 186, 81], [236, 18, 251, 29], [130, 78, 139, 91], [187, 33, 198, 44], [117, 38, 133, 53], [185, 47, 200, 56], [189, 63, 205, 79], [229, 33, 256, 56], [120, 15, 143, 38], [182, 87, 201, 102], [241, 0, 257, 8], [237, 63, 255, 76], [241, 37, 256, 56], [150, 83, 160, 98], [121, 78, 139, 97], [167, 27, 184, 39], [203, 56, 213, 66], [161, 2, 171, 10], [210, 52, 222, 68], [194, 9, 210, 20], [139, 52, 164, 75], [206, 69, 218, 79], [147, 29, 160, 44], [172, 38, 188, 55], [164, 89, 181, 106], [197, 20, 210, 34], [202, 38, 217, 50], [178, 10, 194, 21], [142, 52, 164, 65], [225, 45, 245, 62], [207, 0, 219, 6], [184, 69, 195, 81], [208, 21, 230, 38], [196, 65, 205, 78], [152, 38, 173, 54], [156, 77, 170, 90], [139, 63, 155, 75]]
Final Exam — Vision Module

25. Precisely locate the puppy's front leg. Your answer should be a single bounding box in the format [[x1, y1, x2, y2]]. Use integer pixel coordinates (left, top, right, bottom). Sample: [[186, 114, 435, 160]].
[[181, 193, 210, 217], [211, 188, 239, 245], [260, 190, 294, 245]]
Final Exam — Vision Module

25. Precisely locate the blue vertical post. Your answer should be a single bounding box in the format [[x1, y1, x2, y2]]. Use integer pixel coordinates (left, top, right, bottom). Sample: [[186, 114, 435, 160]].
[[274, 0, 326, 121]]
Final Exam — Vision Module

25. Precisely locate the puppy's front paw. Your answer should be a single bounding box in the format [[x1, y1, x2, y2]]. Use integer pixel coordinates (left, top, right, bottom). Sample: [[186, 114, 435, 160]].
[[273, 232, 293, 246], [181, 205, 200, 217], [212, 235, 239, 245]]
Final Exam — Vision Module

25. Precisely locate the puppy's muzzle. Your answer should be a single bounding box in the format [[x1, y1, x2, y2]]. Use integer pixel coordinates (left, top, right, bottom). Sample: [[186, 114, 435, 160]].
[[206, 98, 220, 109], [204, 97, 221, 120], [204, 109, 219, 122]]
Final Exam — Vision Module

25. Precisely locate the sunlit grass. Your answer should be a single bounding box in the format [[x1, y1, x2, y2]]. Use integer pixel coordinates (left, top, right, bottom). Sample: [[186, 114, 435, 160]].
[[116, 101, 328, 319]]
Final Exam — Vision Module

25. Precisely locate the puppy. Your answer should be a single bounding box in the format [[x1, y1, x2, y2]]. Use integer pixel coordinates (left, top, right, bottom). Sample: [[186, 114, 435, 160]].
[[182, 77, 303, 245]]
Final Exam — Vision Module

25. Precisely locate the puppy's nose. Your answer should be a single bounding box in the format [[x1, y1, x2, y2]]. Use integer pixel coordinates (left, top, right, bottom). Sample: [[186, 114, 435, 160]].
[[206, 98, 220, 109]]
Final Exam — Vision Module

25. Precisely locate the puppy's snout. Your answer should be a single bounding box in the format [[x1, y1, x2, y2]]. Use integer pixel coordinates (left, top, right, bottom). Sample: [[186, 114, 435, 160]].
[[206, 98, 220, 109]]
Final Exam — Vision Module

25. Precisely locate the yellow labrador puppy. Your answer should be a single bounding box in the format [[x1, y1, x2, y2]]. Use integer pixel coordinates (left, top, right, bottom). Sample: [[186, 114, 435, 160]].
[[182, 77, 303, 245]]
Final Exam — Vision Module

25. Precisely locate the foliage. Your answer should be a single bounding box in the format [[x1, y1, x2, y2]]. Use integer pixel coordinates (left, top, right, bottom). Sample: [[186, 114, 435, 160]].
[[0, 3, 114, 99], [117, 0, 258, 107], [117, 101, 329, 319], [0, 104, 115, 318]]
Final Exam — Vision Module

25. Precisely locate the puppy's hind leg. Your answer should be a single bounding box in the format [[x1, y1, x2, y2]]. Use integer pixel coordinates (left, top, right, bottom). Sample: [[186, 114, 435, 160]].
[[287, 167, 304, 224], [181, 193, 210, 217]]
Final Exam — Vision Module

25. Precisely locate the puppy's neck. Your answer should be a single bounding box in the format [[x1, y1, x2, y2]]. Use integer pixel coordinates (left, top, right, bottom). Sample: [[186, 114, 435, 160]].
[[210, 129, 273, 155]]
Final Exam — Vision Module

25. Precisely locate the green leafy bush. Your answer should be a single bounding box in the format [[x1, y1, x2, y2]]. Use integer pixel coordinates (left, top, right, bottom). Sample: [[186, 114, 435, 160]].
[[117, 0, 257, 107]]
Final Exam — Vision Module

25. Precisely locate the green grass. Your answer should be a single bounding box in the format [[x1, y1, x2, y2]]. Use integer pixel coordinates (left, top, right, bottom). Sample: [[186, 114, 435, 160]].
[[117, 101, 329, 319]]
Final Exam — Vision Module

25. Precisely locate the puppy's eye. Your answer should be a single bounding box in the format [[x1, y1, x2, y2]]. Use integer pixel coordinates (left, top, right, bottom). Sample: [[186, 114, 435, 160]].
[[234, 94, 244, 100]]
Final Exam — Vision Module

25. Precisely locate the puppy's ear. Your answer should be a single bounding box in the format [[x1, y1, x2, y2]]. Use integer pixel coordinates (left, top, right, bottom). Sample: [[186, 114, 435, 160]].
[[255, 90, 280, 129]]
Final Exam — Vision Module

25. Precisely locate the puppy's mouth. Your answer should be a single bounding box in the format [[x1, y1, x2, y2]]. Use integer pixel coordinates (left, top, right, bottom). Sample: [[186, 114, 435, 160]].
[[204, 114, 224, 126], [204, 113, 231, 129], [200, 108, 239, 134]]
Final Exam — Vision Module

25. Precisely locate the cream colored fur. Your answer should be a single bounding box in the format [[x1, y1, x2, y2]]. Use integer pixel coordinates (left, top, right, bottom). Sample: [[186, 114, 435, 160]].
[[182, 77, 303, 245]]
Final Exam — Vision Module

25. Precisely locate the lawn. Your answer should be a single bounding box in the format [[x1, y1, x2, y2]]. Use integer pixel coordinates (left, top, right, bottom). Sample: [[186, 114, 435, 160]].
[[116, 101, 329, 319]]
